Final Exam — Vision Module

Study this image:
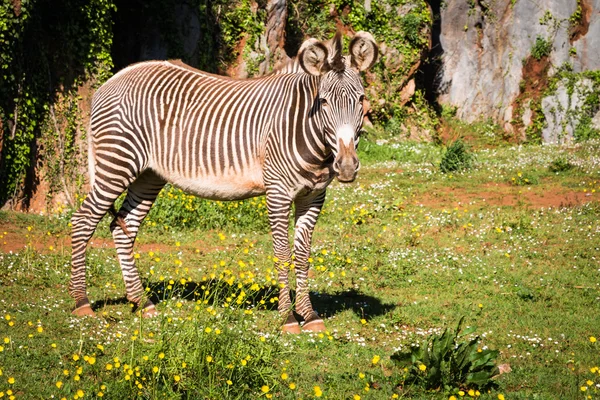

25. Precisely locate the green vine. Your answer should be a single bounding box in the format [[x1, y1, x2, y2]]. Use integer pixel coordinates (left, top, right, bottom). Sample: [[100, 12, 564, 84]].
[[287, 0, 432, 123], [0, 0, 115, 206]]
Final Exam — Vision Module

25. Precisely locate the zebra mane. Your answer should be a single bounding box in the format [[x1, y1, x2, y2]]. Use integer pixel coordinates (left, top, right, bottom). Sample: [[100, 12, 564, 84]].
[[270, 57, 304, 75]]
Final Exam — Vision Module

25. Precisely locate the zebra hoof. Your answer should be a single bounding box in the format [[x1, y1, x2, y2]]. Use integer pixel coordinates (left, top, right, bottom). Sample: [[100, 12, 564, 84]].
[[302, 319, 326, 332], [282, 322, 301, 334], [142, 305, 158, 318], [72, 304, 96, 317]]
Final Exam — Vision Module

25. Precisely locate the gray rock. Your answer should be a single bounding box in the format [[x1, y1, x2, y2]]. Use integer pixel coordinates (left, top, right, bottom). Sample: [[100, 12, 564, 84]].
[[437, 0, 598, 133], [522, 99, 532, 127], [592, 109, 600, 130], [541, 78, 594, 143], [572, 0, 600, 72]]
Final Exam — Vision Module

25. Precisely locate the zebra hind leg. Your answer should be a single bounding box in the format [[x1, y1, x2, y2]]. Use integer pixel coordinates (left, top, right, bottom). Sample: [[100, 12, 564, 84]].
[[70, 184, 129, 317], [110, 172, 165, 318]]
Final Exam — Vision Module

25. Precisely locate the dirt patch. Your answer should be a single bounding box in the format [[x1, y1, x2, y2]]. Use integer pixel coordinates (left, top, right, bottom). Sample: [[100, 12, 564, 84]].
[[226, 35, 249, 78], [416, 182, 594, 209], [0, 222, 221, 256], [510, 54, 551, 141], [570, 0, 592, 43], [0, 230, 175, 255]]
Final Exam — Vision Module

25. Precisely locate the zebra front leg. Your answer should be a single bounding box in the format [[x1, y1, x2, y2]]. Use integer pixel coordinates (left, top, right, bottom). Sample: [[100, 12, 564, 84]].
[[111, 173, 165, 317], [266, 191, 300, 333], [293, 190, 327, 332]]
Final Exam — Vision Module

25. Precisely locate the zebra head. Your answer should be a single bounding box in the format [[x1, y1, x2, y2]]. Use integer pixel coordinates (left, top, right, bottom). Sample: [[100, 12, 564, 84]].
[[299, 31, 378, 183]]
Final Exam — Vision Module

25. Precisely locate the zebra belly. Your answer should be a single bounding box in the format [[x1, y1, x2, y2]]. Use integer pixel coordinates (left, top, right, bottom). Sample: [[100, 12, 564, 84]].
[[155, 168, 266, 201]]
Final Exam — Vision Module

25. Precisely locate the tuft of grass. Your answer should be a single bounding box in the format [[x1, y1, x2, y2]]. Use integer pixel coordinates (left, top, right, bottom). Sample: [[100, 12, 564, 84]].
[[509, 170, 539, 186], [549, 157, 574, 173], [439, 140, 473, 173]]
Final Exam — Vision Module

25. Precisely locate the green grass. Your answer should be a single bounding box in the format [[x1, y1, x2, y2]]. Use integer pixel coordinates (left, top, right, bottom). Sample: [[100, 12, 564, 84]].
[[1, 135, 600, 399]]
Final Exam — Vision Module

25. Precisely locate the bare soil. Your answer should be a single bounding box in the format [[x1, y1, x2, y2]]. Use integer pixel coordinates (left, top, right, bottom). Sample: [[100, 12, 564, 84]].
[[416, 182, 593, 209]]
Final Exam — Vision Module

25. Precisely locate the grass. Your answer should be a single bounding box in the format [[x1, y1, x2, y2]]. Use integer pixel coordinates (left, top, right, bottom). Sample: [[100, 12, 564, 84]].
[[1, 133, 600, 399]]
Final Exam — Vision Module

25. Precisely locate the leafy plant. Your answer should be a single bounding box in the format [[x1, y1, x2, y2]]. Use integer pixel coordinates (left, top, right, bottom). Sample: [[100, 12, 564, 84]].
[[531, 36, 552, 60], [391, 317, 500, 392], [0, 0, 115, 205], [440, 104, 458, 119], [439, 140, 473, 173], [549, 157, 574, 173]]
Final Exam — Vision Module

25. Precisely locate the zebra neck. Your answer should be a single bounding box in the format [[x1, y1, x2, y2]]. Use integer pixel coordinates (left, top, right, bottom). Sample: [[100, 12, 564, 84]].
[[262, 73, 334, 188]]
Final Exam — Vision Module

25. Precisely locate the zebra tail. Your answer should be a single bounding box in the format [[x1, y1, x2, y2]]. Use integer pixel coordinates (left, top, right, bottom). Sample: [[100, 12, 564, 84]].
[[109, 205, 131, 237], [87, 122, 96, 187]]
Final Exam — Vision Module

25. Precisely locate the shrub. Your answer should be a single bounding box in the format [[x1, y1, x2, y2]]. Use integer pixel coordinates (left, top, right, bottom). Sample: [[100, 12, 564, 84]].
[[531, 36, 552, 60], [391, 317, 500, 393], [439, 140, 473, 173], [549, 157, 574, 173]]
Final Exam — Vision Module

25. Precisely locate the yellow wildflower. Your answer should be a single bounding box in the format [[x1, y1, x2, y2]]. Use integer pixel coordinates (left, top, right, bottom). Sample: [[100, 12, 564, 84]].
[[314, 386, 323, 397]]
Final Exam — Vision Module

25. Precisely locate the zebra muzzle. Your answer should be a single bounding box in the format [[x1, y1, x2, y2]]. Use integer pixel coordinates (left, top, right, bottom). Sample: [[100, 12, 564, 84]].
[[333, 141, 360, 183]]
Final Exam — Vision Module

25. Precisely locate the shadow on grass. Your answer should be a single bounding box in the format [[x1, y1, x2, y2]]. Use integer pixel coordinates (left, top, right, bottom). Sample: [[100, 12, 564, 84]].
[[311, 289, 397, 320], [93, 280, 396, 321]]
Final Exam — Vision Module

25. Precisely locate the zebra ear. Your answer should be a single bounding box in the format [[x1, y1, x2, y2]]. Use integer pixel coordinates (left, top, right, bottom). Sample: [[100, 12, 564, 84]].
[[298, 38, 330, 76], [349, 31, 378, 72]]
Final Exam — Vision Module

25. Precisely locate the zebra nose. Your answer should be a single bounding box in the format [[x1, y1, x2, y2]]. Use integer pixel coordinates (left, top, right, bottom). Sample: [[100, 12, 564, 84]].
[[333, 159, 341, 172], [334, 155, 360, 183]]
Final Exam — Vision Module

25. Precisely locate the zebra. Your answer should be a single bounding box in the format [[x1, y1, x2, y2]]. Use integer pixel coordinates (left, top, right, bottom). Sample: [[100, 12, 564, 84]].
[[69, 31, 378, 333]]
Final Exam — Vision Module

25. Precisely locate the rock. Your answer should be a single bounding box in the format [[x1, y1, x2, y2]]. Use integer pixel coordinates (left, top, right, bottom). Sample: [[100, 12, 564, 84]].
[[592, 109, 600, 130], [436, 0, 600, 137], [399, 79, 416, 106], [383, 47, 405, 73], [541, 78, 594, 143], [572, 0, 600, 72], [521, 100, 532, 127]]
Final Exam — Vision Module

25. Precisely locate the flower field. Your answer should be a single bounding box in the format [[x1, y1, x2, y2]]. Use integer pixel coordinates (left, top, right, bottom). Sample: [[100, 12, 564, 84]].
[[1, 132, 599, 399]]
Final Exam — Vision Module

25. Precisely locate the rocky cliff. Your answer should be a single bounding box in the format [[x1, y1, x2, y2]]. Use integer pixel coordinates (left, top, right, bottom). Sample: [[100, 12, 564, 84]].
[[436, 0, 600, 142]]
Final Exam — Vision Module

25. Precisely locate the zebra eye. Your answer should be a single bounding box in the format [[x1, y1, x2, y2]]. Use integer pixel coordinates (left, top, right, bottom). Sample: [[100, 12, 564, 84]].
[[319, 98, 328, 107], [358, 94, 365, 103]]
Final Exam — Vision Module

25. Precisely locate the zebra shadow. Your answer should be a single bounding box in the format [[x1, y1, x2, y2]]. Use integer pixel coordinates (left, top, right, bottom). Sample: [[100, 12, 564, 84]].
[[93, 279, 396, 321], [310, 289, 396, 320]]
